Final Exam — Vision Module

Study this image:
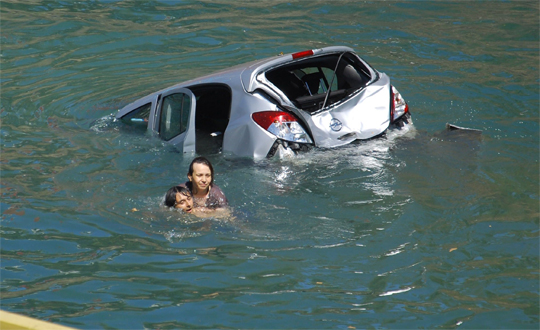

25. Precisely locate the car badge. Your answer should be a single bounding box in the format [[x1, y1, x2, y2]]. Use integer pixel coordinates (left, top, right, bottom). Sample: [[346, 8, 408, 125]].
[[330, 118, 342, 132]]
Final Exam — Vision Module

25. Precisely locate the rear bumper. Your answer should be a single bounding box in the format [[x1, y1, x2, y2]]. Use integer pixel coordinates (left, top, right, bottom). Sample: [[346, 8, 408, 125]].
[[266, 139, 313, 158], [266, 111, 412, 157], [392, 111, 411, 128]]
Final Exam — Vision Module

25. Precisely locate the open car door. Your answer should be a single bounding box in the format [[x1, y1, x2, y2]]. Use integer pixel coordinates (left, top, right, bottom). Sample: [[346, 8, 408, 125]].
[[155, 87, 197, 153]]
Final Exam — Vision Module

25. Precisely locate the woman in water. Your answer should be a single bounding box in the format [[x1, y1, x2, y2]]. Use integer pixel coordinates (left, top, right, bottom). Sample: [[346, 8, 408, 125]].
[[165, 156, 229, 218], [180, 156, 228, 210]]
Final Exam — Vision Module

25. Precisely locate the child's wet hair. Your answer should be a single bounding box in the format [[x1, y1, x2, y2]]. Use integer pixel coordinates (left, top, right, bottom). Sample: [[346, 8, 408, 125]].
[[164, 185, 192, 207]]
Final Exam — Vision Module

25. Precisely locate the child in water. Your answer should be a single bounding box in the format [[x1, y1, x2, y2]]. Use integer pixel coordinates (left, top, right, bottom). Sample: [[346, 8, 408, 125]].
[[164, 157, 230, 218], [164, 185, 198, 215], [164, 185, 231, 219]]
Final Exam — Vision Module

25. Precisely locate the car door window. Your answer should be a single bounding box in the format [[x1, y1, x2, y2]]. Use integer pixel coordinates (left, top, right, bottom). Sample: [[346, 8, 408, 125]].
[[159, 93, 191, 141], [120, 103, 151, 132], [182, 94, 191, 130]]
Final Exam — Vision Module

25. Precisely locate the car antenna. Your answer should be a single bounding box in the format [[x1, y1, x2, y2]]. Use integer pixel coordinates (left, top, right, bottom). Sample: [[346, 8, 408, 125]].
[[321, 52, 346, 110]]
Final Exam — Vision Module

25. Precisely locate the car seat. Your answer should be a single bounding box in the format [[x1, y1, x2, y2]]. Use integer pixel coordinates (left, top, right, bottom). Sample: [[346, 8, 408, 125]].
[[301, 72, 327, 95]]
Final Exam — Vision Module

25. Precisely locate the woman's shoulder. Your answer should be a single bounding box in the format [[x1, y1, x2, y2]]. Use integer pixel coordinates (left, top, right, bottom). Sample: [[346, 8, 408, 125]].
[[209, 184, 228, 206], [211, 183, 224, 192], [210, 184, 226, 197]]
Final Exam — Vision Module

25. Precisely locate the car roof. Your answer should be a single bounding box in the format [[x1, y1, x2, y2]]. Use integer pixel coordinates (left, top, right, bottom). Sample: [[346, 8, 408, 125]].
[[240, 46, 354, 92], [117, 46, 356, 117], [161, 46, 355, 92]]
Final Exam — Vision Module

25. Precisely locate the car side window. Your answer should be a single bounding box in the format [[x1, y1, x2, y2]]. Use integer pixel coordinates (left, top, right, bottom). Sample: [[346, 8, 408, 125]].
[[120, 103, 151, 132], [321, 67, 338, 91], [159, 93, 191, 141], [181, 94, 190, 130]]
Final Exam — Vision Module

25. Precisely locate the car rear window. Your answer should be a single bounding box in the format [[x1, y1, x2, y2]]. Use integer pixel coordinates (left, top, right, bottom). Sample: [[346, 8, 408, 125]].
[[265, 52, 372, 112]]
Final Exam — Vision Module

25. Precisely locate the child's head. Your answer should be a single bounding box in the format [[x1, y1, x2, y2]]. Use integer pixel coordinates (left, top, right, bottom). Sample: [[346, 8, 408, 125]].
[[164, 186, 194, 214]]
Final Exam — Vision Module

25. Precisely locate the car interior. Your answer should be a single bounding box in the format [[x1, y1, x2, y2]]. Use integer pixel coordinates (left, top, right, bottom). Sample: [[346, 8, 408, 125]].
[[265, 52, 372, 113], [188, 84, 232, 154]]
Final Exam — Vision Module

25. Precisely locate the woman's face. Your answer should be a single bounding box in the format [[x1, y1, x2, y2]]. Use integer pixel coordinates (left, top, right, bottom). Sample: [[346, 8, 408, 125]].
[[174, 192, 194, 213], [188, 163, 212, 194]]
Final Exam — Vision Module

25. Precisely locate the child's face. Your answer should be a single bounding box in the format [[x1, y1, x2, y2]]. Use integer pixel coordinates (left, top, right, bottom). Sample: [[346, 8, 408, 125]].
[[174, 192, 194, 213]]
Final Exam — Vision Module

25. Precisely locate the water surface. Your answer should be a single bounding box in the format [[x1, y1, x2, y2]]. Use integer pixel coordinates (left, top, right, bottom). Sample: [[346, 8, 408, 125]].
[[1, 1, 538, 329]]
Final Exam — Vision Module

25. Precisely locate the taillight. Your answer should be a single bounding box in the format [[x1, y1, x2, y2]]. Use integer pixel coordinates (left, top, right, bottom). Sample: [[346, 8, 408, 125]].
[[252, 111, 313, 144], [391, 85, 409, 123], [292, 49, 314, 60]]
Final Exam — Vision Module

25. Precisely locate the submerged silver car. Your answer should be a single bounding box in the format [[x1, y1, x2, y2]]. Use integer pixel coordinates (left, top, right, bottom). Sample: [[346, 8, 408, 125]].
[[115, 46, 411, 158]]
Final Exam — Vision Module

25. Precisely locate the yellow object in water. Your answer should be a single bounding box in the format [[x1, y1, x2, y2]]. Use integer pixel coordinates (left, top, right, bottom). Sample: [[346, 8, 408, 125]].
[[0, 310, 77, 330]]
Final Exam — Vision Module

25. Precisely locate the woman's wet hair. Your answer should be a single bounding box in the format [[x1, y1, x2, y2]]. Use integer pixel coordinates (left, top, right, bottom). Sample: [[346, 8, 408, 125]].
[[164, 185, 192, 207], [187, 156, 214, 186]]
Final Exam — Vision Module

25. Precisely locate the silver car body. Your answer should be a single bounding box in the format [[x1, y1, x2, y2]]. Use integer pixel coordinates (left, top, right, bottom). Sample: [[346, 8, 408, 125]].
[[115, 46, 410, 158]]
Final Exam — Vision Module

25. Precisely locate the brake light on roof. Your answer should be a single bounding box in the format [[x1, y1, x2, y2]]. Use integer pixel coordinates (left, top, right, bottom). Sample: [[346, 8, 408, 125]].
[[292, 49, 314, 60], [252, 111, 313, 143]]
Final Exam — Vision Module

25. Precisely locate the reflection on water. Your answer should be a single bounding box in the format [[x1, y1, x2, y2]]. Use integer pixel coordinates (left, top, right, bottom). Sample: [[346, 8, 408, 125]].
[[1, 0, 538, 329]]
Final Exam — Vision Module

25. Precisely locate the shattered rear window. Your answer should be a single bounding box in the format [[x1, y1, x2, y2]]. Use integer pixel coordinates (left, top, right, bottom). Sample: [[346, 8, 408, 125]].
[[265, 52, 372, 112]]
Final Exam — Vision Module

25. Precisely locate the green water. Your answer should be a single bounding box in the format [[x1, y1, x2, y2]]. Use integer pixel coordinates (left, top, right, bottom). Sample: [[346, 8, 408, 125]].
[[1, 1, 538, 329]]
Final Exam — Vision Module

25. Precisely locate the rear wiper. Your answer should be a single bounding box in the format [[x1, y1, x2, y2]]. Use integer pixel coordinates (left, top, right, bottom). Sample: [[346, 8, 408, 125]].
[[321, 52, 345, 109]]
